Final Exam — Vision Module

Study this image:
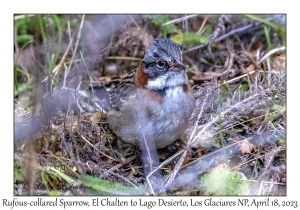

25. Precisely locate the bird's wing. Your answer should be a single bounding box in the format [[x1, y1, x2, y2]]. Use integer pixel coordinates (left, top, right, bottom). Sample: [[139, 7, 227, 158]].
[[108, 69, 138, 111]]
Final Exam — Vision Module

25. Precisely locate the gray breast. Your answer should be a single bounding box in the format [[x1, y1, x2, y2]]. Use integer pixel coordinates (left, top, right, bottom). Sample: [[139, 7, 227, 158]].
[[107, 86, 195, 149]]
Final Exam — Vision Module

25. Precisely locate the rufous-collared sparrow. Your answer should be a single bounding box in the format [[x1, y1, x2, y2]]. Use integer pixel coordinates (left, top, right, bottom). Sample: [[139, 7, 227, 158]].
[[107, 38, 195, 149]]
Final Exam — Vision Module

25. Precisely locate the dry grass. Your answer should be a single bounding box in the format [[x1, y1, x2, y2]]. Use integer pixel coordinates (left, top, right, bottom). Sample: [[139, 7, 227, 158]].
[[14, 14, 286, 196]]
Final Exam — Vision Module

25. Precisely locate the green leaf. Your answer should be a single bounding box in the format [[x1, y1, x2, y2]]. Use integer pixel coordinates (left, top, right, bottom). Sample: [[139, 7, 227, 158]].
[[143, 15, 177, 37], [264, 25, 272, 50], [14, 81, 33, 97], [246, 14, 286, 45], [78, 175, 144, 195], [48, 167, 75, 184], [278, 139, 286, 149], [15, 15, 36, 32], [235, 129, 244, 133], [246, 14, 283, 31], [16, 67, 31, 82], [14, 40, 33, 91], [171, 32, 209, 48], [242, 83, 249, 93], [212, 139, 221, 148], [16, 34, 33, 45], [14, 163, 21, 183], [201, 167, 250, 195], [38, 15, 46, 43], [272, 103, 284, 112]]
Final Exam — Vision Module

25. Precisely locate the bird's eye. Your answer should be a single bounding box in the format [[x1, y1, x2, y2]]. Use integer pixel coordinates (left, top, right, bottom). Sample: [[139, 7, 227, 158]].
[[156, 60, 166, 69]]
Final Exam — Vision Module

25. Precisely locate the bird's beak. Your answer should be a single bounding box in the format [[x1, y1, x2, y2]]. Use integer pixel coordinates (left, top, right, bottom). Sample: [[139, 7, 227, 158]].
[[173, 60, 186, 71]]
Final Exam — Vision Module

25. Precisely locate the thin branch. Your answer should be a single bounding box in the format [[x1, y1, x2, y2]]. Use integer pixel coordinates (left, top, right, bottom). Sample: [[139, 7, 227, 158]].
[[52, 37, 73, 76], [129, 15, 141, 30], [231, 148, 285, 171], [192, 93, 267, 145], [161, 15, 198, 26], [183, 20, 267, 54], [245, 52, 262, 70], [197, 15, 208, 34], [80, 134, 120, 162], [63, 14, 85, 88], [106, 56, 142, 61], [257, 46, 286, 65], [146, 149, 184, 183]]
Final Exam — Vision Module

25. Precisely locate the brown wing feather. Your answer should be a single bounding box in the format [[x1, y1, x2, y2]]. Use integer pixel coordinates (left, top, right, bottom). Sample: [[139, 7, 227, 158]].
[[108, 69, 138, 111]]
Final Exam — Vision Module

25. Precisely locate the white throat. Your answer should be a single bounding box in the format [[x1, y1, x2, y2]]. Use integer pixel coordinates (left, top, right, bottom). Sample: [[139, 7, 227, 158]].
[[146, 71, 188, 90]]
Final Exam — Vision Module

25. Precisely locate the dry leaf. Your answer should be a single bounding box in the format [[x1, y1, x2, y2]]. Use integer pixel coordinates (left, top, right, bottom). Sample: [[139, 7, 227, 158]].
[[99, 76, 113, 83], [248, 48, 261, 58], [195, 147, 209, 157], [130, 166, 137, 175], [210, 163, 228, 173], [246, 64, 255, 73], [99, 156, 110, 163], [273, 53, 286, 72], [90, 111, 107, 122], [240, 140, 255, 154], [40, 149, 53, 155], [159, 153, 169, 161], [182, 154, 191, 166], [72, 166, 77, 172]]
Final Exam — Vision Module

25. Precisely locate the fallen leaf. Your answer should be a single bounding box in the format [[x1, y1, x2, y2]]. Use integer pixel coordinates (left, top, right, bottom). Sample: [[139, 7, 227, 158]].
[[246, 64, 255, 73], [240, 140, 255, 154], [130, 166, 137, 175], [195, 147, 209, 157], [272, 53, 286, 72], [212, 139, 221, 148], [90, 111, 107, 122], [210, 163, 228, 173]]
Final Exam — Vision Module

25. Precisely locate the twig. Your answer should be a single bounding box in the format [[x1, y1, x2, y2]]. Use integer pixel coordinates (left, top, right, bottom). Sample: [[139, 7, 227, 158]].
[[265, 55, 271, 88], [84, 155, 140, 189], [109, 155, 137, 172], [52, 36, 73, 76], [129, 15, 141, 30], [254, 180, 285, 185], [205, 109, 283, 142], [231, 148, 285, 171], [106, 56, 142, 61], [52, 21, 74, 76], [221, 70, 256, 85], [63, 14, 85, 88], [183, 20, 266, 54], [245, 52, 261, 70], [163, 137, 252, 183], [257, 46, 286, 65], [247, 35, 256, 52], [80, 51, 93, 83], [146, 149, 184, 183], [79, 134, 120, 162], [161, 15, 198, 26], [192, 93, 266, 145], [234, 33, 245, 51], [106, 170, 139, 189], [197, 15, 208, 34]]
